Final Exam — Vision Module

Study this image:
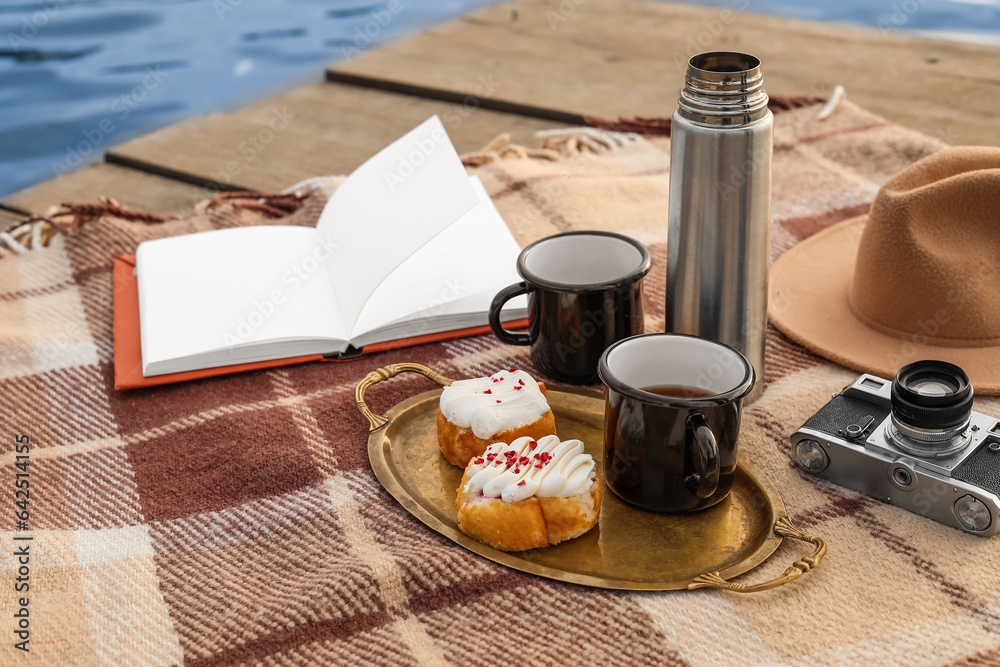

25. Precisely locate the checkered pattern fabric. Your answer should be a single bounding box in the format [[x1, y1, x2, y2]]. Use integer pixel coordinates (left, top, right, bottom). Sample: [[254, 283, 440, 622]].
[[2, 99, 999, 665]]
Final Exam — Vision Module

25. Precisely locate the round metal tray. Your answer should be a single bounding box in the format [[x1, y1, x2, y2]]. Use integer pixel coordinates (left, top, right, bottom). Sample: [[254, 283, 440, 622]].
[[357, 364, 825, 592]]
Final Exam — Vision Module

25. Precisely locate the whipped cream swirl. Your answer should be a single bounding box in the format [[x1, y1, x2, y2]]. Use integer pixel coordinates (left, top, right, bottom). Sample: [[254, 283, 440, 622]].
[[439, 369, 550, 439], [463, 435, 596, 503]]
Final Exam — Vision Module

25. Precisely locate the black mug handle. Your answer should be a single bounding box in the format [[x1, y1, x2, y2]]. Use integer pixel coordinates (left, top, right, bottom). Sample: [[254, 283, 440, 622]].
[[489, 282, 532, 346], [685, 411, 720, 499]]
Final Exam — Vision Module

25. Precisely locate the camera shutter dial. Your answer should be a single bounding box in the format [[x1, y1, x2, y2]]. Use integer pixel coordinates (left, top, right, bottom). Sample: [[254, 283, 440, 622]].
[[794, 439, 829, 473], [954, 495, 992, 532]]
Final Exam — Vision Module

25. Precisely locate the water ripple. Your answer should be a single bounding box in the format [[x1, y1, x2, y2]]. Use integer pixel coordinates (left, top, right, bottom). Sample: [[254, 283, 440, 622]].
[[101, 60, 189, 75], [241, 28, 307, 42], [0, 46, 100, 62]]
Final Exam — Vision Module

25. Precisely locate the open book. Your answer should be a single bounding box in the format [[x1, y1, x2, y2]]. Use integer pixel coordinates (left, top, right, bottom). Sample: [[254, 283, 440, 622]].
[[134, 116, 526, 377]]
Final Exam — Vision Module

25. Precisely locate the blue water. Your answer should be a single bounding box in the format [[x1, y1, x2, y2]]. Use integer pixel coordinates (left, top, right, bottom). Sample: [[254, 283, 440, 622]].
[[2, 0, 998, 202], [0, 0, 501, 200]]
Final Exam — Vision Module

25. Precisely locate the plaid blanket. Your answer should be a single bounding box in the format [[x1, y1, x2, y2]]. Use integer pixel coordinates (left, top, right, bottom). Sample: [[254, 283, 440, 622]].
[[3, 98, 1000, 666]]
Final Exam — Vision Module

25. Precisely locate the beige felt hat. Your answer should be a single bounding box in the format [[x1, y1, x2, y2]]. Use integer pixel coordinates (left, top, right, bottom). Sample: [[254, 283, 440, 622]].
[[769, 146, 1000, 394]]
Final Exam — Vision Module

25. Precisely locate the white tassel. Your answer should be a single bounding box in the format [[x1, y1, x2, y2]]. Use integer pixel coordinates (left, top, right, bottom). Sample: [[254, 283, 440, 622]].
[[281, 175, 347, 197], [534, 127, 640, 152], [816, 85, 846, 121], [0, 231, 27, 255]]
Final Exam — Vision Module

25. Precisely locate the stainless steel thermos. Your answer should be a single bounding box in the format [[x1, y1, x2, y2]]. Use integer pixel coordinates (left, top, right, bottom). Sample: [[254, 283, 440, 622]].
[[666, 51, 773, 402]]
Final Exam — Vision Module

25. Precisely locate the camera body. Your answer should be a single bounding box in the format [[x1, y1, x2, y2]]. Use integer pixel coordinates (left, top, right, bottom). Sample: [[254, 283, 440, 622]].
[[792, 371, 1000, 536]]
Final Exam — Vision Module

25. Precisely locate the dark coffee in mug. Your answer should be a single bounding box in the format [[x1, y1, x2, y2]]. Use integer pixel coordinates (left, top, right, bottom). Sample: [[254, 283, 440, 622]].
[[599, 334, 755, 513], [489, 231, 651, 384]]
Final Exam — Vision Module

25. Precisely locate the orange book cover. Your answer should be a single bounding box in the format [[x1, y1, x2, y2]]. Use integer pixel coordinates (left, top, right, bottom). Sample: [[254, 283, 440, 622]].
[[112, 255, 525, 390]]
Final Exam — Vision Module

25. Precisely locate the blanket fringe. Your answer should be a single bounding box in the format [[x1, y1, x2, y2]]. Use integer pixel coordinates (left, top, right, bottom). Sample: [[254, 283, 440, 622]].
[[0, 196, 175, 257], [815, 86, 845, 121], [536, 127, 640, 155], [462, 133, 562, 166], [204, 191, 307, 218], [61, 197, 172, 232], [0, 191, 310, 259], [586, 94, 828, 137], [462, 127, 639, 166], [0, 93, 834, 260], [0, 215, 65, 256], [281, 175, 348, 198], [584, 115, 673, 137]]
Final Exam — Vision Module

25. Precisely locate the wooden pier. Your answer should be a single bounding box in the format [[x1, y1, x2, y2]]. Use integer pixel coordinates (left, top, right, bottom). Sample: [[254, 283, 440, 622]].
[[3, 0, 999, 217]]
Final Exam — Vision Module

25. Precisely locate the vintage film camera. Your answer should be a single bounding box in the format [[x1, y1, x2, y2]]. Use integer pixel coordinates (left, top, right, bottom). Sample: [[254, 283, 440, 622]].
[[791, 360, 1000, 536]]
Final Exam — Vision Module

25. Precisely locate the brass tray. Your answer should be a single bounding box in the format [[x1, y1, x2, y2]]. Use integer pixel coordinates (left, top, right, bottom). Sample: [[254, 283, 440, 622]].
[[355, 363, 825, 592]]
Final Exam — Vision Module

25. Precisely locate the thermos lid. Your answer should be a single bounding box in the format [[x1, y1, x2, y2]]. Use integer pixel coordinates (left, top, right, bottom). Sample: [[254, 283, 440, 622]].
[[678, 51, 769, 126]]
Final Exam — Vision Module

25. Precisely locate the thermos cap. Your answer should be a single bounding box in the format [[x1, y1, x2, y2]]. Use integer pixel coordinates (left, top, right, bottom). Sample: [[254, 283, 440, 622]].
[[679, 52, 769, 126]]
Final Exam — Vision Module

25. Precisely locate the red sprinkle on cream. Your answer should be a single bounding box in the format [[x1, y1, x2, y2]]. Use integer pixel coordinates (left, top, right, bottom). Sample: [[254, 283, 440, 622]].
[[517, 480, 526, 486], [496, 399, 502, 404], [529, 441, 537, 450], [513, 386, 522, 391], [509, 368, 516, 372], [518, 379, 525, 386], [474, 458, 484, 465], [519, 456, 529, 466], [483, 389, 492, 394]]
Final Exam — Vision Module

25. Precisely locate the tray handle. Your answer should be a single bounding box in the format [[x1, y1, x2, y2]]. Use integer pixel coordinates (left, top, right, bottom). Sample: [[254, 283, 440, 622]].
[[687, 516, 826, 593], [355, 363, 455, 431]]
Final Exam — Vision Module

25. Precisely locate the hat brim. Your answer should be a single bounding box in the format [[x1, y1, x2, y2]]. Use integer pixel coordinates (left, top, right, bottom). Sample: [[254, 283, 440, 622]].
[[769, 216, 1000, 395]]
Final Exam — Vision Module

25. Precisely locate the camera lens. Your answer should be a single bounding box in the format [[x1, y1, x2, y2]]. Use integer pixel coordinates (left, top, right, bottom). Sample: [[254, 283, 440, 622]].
[[889, 360, 974, 457], [892, 360, 973, 429]]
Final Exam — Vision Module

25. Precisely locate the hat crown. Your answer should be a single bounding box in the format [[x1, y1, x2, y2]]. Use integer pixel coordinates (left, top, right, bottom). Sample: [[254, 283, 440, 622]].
[[849, 147, 1000, 347]]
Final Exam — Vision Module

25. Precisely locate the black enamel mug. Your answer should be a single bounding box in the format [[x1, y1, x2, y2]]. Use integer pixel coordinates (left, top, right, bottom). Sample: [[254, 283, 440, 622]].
[[598, 333, 755, 513], [489, 231, 651, 384]]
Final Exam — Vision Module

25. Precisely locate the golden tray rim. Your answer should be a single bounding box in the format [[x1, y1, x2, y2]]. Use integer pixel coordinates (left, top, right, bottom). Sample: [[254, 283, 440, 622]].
[[365, 382, 800, 591]]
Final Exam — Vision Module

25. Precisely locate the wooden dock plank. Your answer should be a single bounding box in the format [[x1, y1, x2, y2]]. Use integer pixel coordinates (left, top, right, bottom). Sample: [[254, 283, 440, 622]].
[[328, 0, 1000, 147], [0, 209, 23, 228], [107, 82, 572, 193], [2, 163, 212, 217]]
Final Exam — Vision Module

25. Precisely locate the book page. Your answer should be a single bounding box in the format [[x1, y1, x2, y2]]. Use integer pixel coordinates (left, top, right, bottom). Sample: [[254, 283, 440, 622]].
[[350, 176, 526, 341], [136, 226, 348, 375], [314, 115, 478, 331]]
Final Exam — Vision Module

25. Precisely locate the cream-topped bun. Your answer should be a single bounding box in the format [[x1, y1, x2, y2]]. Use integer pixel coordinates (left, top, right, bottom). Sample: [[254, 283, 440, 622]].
[[435, 368, 557, 468], [439, 369, 549, 439], [464, 435, 595, 502], [456, 435, 602, 552]]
